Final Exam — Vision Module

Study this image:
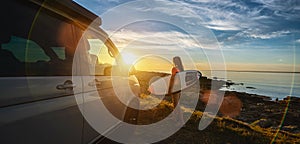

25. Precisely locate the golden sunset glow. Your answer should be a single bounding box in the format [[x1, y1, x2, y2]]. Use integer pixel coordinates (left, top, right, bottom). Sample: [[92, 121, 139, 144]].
[[134, 56, 173, 73], [121, 52, 137, 65]]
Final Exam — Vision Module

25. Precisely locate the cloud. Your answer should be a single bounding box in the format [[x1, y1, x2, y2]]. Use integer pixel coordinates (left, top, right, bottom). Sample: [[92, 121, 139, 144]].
[[76, 0, 300, 51], [101, 0, 251, 32], [249, 31, 290, 39], [296, 39, 300, 43], [204, 20, 242, 31], [157, 0, 299, 40], [107, 30, 206, 50], [169, 0, 251, 31], [251, 0, 300, 20], [243, 30, 291, 39], [79, 0, 299, 39]]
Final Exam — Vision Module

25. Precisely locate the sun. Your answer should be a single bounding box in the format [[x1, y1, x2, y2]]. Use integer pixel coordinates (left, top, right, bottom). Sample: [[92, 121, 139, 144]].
[[121, 52, 137, 65]]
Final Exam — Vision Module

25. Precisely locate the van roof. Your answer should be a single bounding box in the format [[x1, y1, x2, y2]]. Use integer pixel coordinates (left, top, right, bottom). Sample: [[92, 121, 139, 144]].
[[30, 0, 102, 29]]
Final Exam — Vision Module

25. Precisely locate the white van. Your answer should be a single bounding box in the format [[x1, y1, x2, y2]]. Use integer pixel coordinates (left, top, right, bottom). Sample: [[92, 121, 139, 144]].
[[0, 0, 140, 143]]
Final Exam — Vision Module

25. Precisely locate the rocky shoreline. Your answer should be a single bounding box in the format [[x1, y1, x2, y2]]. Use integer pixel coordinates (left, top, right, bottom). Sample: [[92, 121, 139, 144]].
[[197, 76, 300, 134], [134, 71, 300, 143]]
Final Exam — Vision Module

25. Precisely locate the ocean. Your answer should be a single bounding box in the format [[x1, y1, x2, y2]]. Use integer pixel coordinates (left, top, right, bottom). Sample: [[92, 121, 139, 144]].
[[200, 71, 300, 99]]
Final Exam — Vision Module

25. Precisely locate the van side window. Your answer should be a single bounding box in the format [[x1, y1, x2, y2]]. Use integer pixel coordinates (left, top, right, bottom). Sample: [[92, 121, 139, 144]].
[[0, 35, 72, 76]]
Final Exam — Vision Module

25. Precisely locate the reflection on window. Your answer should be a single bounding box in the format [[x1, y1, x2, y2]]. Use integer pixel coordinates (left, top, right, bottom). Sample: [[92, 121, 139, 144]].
[[2, 36, 50, 62], [51, 47, 66, 60], [88, 39, 114, 65], [87, 39, 115, 75], [0, 36, 73, 76]]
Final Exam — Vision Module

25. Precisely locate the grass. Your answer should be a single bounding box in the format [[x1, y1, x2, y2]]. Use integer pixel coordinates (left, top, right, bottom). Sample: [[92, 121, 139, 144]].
[[138, 96, 300, 144]]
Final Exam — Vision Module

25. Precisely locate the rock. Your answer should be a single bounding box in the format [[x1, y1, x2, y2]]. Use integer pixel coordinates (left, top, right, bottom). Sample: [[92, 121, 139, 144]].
[[246, 86, 256, 89], [290, 96, 300, 102], [256, 103, 264, 106], [226, 80, 234, 87], [283, 96, 291, 100], [256, 119, 273, 128], [282, 125, 298, 133]]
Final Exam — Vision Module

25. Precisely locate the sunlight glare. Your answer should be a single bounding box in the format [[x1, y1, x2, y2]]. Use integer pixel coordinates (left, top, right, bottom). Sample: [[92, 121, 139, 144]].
[[122, 52, 137, 65]]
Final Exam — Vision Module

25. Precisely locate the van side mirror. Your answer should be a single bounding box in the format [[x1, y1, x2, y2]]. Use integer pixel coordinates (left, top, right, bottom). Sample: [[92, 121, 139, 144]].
[[148, 70, 201, 95]]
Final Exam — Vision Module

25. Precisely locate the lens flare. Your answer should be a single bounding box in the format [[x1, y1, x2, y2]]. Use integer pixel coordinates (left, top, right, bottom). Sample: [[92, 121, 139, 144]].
[[122, 52, 137, 65]]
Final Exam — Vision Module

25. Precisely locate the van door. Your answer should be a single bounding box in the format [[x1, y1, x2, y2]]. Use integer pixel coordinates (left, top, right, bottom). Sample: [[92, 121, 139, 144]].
[[76, 28, 140, 143]]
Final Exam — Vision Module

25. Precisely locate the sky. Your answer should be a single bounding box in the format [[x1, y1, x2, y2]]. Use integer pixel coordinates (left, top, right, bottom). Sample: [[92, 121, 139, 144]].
[[74, 0, 300, 72]]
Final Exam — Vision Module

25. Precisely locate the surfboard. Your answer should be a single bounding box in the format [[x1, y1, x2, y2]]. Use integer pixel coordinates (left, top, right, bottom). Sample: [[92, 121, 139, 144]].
[[148, 70, 201, 95]]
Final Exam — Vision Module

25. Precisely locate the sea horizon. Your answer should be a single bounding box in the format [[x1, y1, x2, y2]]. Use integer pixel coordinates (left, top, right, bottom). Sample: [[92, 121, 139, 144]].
[[200, 70, 300, 99]]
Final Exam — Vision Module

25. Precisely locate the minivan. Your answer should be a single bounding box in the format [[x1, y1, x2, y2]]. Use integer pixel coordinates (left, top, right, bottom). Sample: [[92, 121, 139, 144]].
[[0, 0, 140, 143]]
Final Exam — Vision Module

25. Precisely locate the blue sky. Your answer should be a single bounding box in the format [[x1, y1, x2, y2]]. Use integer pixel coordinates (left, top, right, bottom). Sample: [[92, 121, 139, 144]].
[[75, 0, 300, 72]]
